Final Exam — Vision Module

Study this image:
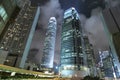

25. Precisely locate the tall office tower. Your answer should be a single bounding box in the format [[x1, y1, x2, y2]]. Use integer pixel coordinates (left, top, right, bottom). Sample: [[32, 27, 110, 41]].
[[101, 5, 120, 77], [0, 0, 18, 38], [60, 7, 89, 77], [40, 17, 57, 71], [83, 36, 97, 77], [0, 0, 40, 68]]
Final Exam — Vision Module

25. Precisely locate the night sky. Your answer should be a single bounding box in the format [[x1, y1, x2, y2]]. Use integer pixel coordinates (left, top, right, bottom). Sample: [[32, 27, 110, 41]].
[[59, 0, 105, 17], [29, 0, 120, 64]]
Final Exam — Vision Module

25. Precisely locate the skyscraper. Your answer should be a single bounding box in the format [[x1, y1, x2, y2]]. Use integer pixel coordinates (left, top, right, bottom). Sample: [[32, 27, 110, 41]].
[[101, 5, 120, 77], [60, 7, 89, 77], [40, 17, 57, 71], [83, 36, 97, 77], [0, 0, 40, 68]]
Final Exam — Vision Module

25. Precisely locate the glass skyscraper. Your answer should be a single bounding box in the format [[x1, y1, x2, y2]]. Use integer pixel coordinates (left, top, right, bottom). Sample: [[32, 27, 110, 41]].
[[40, 17, 57, 71], [60, 7, 89, 77]]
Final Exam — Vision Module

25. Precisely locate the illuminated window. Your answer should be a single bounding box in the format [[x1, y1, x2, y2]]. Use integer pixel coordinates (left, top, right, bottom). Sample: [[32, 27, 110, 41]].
[[65, 49, 70, 52], [66, 18, 72, 23], [62, 30, 73, 37], [62, 35, 72, 41], [79, 54, 83, 57], [63, 37, 68, 41], [79, 46, 82, 48], [72, 54, 76, 57], [0, 6, 8, 21], [66, 32, 70, 36]]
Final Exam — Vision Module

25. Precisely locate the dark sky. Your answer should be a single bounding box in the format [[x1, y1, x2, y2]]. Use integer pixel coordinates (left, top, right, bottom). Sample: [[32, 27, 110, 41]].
[[31, 0, 105, 17], [29, 0, 120, 64], [59, 0, 105, 17]]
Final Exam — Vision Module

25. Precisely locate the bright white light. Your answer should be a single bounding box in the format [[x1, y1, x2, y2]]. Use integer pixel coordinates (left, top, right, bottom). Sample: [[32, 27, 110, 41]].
[[83, 67, 88, 71], [113, 72, 117, 79], [71, 7, 75, 10], [1, 46, 4, 49], [11, 72, 16, 76], [5, 70, 10, 73], [44, 71, 49, 74], [56, 66, 58, 69], [49, 17, 56, 23], [37, 68, 39, 70]]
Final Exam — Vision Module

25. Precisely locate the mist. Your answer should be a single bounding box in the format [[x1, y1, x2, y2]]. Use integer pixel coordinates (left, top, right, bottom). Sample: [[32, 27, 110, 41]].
[[80, 8, 109, 61]]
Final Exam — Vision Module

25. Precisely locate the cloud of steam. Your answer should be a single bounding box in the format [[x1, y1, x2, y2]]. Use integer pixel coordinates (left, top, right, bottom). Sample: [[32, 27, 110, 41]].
[[30, 0, 63, 64], [81, 8, 109, 61]]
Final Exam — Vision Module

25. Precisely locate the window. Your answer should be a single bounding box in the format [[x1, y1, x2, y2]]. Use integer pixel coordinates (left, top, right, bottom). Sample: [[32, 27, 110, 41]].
[[66, 18, 72, 23], [65, 49, 70, 52], [62, 35, 72, 41], [63, 37, 68, 41], [0, 6, 8, 21]]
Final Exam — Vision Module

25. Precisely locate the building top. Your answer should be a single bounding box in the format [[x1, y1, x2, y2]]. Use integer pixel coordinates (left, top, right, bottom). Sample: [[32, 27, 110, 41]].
[[49, 17, 56, 23], [48, 17, 57, 30], [64, 7, 80, 19]]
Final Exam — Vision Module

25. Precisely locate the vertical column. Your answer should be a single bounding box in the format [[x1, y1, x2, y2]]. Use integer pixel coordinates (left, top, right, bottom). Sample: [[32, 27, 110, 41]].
[[19, 6, 40, 68]]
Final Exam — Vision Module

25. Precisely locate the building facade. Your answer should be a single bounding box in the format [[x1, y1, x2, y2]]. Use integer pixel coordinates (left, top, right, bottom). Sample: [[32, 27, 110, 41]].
[[40, 17, 57, 71], [0, 50, 8, 64], [98, 50, 119, 79], [101, 5, 120, 77], [60, 7, 89, 77], [0, 0, 40, 68], [83, 36, 97, 77], [0, 0, 17, 37]]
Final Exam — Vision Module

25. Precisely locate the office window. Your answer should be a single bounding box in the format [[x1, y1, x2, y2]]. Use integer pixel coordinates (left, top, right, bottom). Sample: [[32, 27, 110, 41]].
[[0, 6, 8, 21]]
